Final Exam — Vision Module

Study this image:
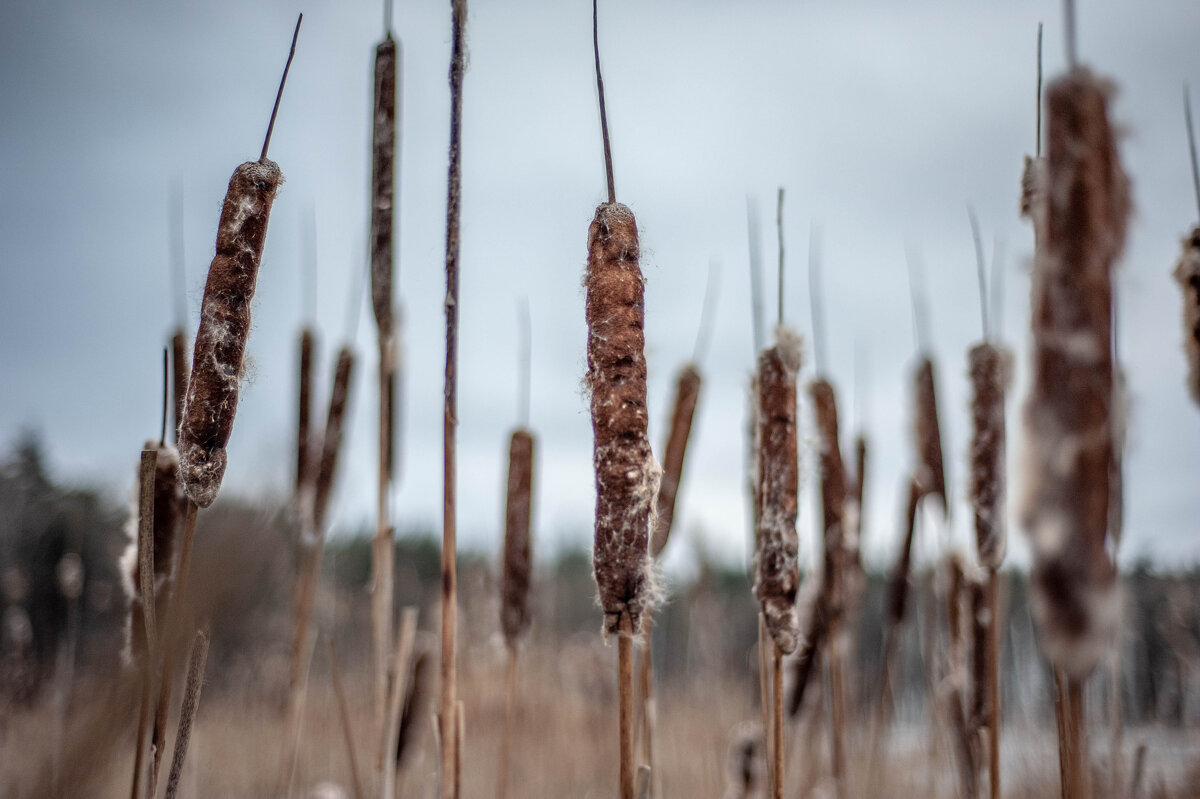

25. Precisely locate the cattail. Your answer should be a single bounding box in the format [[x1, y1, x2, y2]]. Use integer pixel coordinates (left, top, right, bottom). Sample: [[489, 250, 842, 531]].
[[296, 327, 315, 494], [123, 443, 184, 664], [754, 329, 803, 655], [178, 17, 300, 508], [810, 379, 847, 618], [887, 477, 922, 628], [913, 357, 947, 513], [178, 160, 284, 508], [650, 363, 701, 557], [586, 201, 660, 636], [848, 434, 867, 578], [969, 344, 1007, 571], [370, 32, 397, 341], [397, 639, 432, 769], [1023, 66, 1128, 680], [500, 429, 535, 645], [969, 575, 989, 730], [163, 627, 210, 799], [1174, 227, 1200, 405], [170, 331, 189, 444], [312, 347, 356, 530], [1021, 156, 1048, 232], [786, 579, 825, 717]]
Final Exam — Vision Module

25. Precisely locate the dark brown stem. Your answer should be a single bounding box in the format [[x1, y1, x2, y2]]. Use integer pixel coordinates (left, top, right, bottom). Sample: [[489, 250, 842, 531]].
[[986, 571, 1002, 799], [441, 3, 467, 797], [261, 14, 302, 162], [619, 613, 635, 799], [1054, 667, 1071, 799], [772, 644, 784, 799], [592, 0, 615, 203]]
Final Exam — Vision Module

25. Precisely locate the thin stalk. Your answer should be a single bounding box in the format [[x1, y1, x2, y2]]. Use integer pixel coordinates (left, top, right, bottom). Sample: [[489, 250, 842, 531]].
[[593, 0, 615, 203], [692, 260, 719, 366], [776, 188, 785, 327], [1067, 678, 1092, 799], [968, 206, 989, 341], [828, 618, 846, 799], [747, 198, 764, 356], [330, 641, 365, 799], [1054, 668, 1071, 799], [986, 572, 1002, 799], [440, 3, 467, 797], [518, 299, 531, 428], [808, 224, 827, 375], [261, 15, 302, 162], [498, 645, 518, 799], [771, 645, 784, 799], [1036, 22, 1044, 158], [636, 617, 654, 797], [758, 615, 773, 799], [619, 613, 636, 799], [1184, 85, 1200, 220]]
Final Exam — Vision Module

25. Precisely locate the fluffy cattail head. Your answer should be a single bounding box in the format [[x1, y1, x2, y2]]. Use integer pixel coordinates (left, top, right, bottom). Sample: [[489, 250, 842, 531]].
[[586, 202, 660, 636], [312, 347, 355, 531], [501, 429, 535, 646], [1174, 226, 1200, 406], [370, 36, 397, 339], [969, 343, 1009, 571], [650, 363, 702, 557], [753, 327, 803, 654], [1022, 67, 1128, 679], [179, 159, 284, 508], [913, 357, 947, 513]]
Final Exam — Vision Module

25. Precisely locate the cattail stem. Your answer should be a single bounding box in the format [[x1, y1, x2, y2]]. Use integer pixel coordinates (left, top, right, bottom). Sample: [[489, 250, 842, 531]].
[[498, 645, 518, 799], [164, 627, 210, 799], [149, 499, 197, 794], [828, 618, 846, 799], [296, 328, 314, 494], [757, 615, 773, 799], [329, 641, 365, 799], [441, 3, 467, 797], [130, 664, 152, 799], [1067, 678, 1091, 799], [771, 644, 784, 799], [1054, 668, 1071, 799], [170, 331, 188, 445], [261, 15, 302, 162], [986, 572, 1002, 799], [619, 613, 636, 799]]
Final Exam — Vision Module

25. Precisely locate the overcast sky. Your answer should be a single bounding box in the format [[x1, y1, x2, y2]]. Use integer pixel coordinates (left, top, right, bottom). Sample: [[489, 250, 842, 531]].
[[2, 0, 1198, 577]]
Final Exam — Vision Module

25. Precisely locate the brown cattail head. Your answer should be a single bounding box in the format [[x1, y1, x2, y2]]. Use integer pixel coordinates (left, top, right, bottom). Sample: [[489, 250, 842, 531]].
[[179, 159, 284, 508], [370, 36, 397, 339], [754, 327, 803, 654], [913, 357, 947, 514], [886, 476, 922, 627], [312, 347, 356, 530], [296, 327, 315, 494], [170, 330, 189, 444], [810, 378, 848, 620], [123, 442, 184, 664], [586, 202, 660, 636], [1174, 226, 1200, 405], [650, 363, 702, 558], [849, 434, 867, 572], [1023, 67, 1128, 680], [969, 342, 1009, 571], [501, 428, 535, 646]]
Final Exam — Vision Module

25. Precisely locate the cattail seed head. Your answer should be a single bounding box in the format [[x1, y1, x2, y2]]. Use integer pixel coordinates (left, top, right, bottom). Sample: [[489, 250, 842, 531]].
[[887, 477, 922, 627], [913, 357, 947, 513], [586, 202, 660, 636], [754, 327, 803, 654], [650, 363, 701, 558], [179, 159, 284, 508], [969, 343, 1009, 571], [1174, 227, 1200, 406], [501, 428, 535, 646], [296, 327, 315, 493], [370, 36, 397, 339], [1023, 67, 1128, 679], [122, 442, 184, 664], [1021, 155, 1048, 233], [722, 721, 765, 799], [312, 347, 355, 531], [810, 378, 848, 620]]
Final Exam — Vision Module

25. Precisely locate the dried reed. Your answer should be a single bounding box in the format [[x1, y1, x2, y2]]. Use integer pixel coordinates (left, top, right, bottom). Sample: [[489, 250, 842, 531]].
[[370, 11, 400, 725], [382, 608, 419, 799], [650, 363, 702, 557], [329, 641, 365, 799], [722, 721, 764, 799], [440, 3, 468, 796]]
